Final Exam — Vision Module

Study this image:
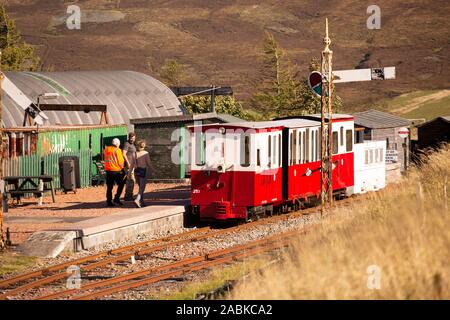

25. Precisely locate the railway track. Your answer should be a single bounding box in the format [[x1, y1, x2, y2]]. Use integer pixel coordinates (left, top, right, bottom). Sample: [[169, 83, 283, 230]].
[[38, 228, 306, 300], [0, 207, 317, 300]]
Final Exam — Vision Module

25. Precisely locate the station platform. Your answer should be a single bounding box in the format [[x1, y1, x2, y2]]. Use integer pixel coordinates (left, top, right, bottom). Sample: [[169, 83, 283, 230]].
[[18, 203, 188, 258], [13, 184, 192, 258]]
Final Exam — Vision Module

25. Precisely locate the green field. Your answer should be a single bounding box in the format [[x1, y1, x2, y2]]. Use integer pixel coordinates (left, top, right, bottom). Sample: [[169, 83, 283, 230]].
[[377, 90, 450, 121]]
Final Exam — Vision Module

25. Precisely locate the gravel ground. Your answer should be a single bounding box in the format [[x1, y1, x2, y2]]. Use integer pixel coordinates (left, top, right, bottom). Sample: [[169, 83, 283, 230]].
[[1, 195, 358, 300], [3, 208, 327, 300]]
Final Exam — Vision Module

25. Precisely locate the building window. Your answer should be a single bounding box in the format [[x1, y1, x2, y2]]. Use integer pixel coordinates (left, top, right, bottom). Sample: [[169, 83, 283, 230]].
[[355, 130, 364, 144], [241, 134, 250, 167], [346, 129, 353, 152], [332, 131, 339, 154], [364, 129, 372, 141], [195, 132, 206, 166]]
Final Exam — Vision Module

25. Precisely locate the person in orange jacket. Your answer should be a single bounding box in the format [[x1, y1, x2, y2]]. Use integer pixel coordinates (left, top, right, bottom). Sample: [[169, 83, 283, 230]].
[[104, 138, 125, 207]]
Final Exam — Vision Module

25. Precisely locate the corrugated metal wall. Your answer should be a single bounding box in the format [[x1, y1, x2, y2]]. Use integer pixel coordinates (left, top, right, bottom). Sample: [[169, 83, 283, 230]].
[[2, 150, 93, 191], [4, 125, 127, 177], [2, 125, 128, 190], [37, 126, 127, 156]]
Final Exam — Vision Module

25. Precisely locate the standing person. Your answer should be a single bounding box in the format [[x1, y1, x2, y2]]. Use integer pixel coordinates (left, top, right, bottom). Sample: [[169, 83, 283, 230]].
[[123, 133, 137, 201], [104, 138, 125, 207], [133, 140, 152, 208]]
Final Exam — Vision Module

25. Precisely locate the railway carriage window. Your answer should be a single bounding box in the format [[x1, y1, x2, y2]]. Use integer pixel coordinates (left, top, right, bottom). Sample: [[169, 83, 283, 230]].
[[278, 134, 282, 166], [257, 149, 261, 166], [316, 130, 320, 161], [272, 135, 277, 166], [346, 130, 353, 152], [365, 150, 369, 164], [311, 131, 315, 162], [332, 131, 338, 154], [305, 129, 310, 162], [340, 127, 344, 146], [369, 150, 374, 164], [268, 136, 271, 167], [195, 132, 206, 166], [241, 134, 251, 167], [293, 130, 297, 165], [302, 131, 306, 164], [313, 130, 317, 161], [289, 132, 293, 165], [380, 148, 384, 163]]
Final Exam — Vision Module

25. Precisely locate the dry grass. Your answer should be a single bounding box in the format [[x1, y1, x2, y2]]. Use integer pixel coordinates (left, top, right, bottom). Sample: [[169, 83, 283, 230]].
[[156, 258, 265, 300], [230, 145, 450, 300], [0, 252, 39, 276]]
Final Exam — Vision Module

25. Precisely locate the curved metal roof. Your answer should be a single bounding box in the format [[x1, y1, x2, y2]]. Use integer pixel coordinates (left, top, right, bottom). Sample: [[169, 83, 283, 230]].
[[1, 71, 183, 128]]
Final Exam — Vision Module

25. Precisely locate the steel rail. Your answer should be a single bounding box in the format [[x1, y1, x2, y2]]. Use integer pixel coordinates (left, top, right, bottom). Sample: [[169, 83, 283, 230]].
[[38, 227, 308, 300], [1, 207, 316, 299], [74, 238, 294, 300], [0, 227, 211, 289]]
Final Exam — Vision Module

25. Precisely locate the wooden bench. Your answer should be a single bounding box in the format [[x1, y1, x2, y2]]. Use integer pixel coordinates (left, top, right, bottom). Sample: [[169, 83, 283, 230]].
[[2, 175, 56, 212]]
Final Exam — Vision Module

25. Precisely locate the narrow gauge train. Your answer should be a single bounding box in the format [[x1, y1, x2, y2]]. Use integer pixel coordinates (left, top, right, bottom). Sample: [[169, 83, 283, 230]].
[[189, 115, 386, 222]]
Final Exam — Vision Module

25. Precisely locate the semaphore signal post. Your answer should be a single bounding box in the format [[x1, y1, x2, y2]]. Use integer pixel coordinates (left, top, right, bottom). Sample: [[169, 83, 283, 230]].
[[320, 18, 334, 209], [317, 19, 396, 211], [0, 50, 5, 249]]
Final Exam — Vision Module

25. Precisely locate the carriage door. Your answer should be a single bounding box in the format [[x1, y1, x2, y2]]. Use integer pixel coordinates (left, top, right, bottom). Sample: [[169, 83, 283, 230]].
[[215, 128, 231, 200], [282, 128, 289, 200]]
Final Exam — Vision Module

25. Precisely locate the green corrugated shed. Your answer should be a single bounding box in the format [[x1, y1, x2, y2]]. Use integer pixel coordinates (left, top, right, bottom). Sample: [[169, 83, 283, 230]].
[[36, 125, 128, 176], [37, 125, 127, 156], [3, 125, 128, 191]]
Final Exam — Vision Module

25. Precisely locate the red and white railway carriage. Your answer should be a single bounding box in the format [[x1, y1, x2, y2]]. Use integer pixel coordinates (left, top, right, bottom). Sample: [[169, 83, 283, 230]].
[[189, 115, 356, 221]]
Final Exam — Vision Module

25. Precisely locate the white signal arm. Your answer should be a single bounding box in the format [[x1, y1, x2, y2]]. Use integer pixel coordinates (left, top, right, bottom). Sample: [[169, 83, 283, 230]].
[[333, 67, 396, 84]]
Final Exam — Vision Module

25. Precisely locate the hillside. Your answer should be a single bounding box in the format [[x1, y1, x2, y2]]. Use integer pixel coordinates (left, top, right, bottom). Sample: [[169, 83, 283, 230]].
[[379, 89, 450, 120], [3, 0, 450, 112]]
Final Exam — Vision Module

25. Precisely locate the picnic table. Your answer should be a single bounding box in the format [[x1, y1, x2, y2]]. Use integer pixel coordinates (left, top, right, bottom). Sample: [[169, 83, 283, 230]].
[[2, 175, 56, 211]]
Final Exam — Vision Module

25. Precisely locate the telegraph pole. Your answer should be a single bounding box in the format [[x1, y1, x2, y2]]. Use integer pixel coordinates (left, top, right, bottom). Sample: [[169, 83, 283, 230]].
[[0, 50, 5, 249], [320, 19, 334, 209]]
